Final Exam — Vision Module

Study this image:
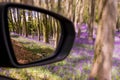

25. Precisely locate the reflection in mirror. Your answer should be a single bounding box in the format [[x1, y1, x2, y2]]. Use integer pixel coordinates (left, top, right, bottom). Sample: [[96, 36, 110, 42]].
[[8, 7, 61, 64]]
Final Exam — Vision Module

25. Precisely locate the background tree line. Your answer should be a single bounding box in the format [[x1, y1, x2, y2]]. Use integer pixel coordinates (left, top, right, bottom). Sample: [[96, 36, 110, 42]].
[[3, 0, 120, 40], [8, 3, 61, 48]]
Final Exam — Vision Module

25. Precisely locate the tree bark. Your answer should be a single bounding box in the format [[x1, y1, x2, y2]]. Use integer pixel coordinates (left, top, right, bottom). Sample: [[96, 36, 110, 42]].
[[22, 10, 28, 37], [89, 0, 117, 80], [88, 0, 95, 41], [43, 14, 49, 43]]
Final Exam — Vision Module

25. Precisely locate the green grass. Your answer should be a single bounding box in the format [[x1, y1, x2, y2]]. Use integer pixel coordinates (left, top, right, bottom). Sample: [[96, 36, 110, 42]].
[[12, 36, 54, 51], [11, 36, 55, 61], [0, 67, 62, 80]]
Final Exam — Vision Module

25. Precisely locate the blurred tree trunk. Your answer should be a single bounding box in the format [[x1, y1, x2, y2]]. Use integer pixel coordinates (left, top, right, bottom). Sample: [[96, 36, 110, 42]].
[[74, 0, 79, 23], [50, 0, 54, 11], [116, 17, 120, 32], [32, 0, 41, 40], [78, 0, 84, 38], [21, 0, 33, 5], [12, 0, 20, 3], [75, 0, 85, 38], [88, 0, 95, 41], [62, 0, 76, 22], [89, 0, 117, 80]]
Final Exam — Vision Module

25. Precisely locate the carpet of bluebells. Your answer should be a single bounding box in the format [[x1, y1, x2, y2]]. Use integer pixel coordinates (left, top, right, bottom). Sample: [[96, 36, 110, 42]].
[[0, 24, 120, 80]]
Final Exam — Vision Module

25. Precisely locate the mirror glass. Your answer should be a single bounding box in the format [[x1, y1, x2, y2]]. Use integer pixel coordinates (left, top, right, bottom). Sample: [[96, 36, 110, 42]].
[[8, 7, 61, 64]]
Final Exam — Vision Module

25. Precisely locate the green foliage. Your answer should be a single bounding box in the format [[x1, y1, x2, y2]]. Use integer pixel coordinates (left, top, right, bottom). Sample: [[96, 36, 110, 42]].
[[83, 7, 89, 23], [0, 67, 62, 80], [112, 67, 120, 80], [8, 22, 13, 32]]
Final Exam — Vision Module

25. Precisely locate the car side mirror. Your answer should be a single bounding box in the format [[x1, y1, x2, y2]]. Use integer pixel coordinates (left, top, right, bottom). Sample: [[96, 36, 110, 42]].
[[0, 3, 75, 68]]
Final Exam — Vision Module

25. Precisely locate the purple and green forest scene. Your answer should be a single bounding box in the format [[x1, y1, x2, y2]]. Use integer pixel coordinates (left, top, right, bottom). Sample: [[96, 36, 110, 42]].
[[0, 0, 120, 80]]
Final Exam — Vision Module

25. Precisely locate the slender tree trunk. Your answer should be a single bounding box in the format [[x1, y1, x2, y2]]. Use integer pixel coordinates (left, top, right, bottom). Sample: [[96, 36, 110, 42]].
[[37, 13, 41, 41], [54, 21, 60, 48], [89, 0, 117, 80], [22, 10, 28, 37], [116, 17, 120, 32], [52, 18, 56, 40], [43, 14, 49, 43], [75, 0, 84, 38], [16, 8, 21, 35], [88, 0, 95, 41]]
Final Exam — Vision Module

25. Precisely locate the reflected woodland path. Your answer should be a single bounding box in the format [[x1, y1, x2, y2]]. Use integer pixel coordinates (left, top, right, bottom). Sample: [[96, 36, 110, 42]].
[[12, 39, 43, 64], [11, 34, 55, 64]]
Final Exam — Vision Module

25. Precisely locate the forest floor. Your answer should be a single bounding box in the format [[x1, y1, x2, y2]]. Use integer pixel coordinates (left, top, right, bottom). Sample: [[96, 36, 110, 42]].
[[0, 28, 120, 80], [11, 36, 54, 64]]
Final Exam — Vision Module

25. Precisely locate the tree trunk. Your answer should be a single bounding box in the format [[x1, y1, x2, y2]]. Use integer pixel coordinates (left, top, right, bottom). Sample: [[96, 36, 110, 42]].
[[54, 21, 60, 48], [22, 10, 28, 37], [37, 13, 41, 41], [16, 8, 21, 35], [88, 0, 95, 41], [43, 14, 49, 43], [89, 0, 117, 80]]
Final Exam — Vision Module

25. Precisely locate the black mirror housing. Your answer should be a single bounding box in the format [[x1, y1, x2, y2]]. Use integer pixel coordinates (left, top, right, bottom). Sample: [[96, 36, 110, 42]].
[[0, 3, 75, 68]]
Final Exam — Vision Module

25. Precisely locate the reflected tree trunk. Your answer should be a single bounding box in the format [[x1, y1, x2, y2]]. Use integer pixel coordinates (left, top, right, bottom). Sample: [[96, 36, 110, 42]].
[[54, 21, 60, 48], [43, 14, 49, 43], [16, 8, 22, 35], [42, 0, 49, 43], [37, 13, 41, 41], [22, 10, 28, 37]]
